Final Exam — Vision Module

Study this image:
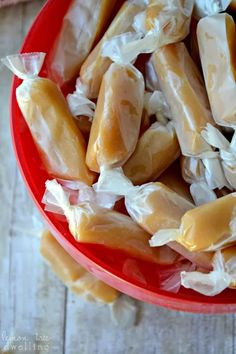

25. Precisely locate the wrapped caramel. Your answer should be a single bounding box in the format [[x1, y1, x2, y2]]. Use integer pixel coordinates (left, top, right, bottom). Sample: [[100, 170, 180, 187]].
[[181, 245, 236, 296], [96, 167, 214, 268], [197, 14, 236, 127], [123, 122, 180, 185], [47, 0, 117, 85], [80, 1, 144, 99], [150, 193, 236, 252], [95, 167, 194, 234], [40, 230, 119, 303], [102, 0, 194, 64], [158, 160, 193, 202], [2, 53, 95, 184], [43, 179, 180, 265], [86, 63, 144, 173], [151, 42, 215, 157]]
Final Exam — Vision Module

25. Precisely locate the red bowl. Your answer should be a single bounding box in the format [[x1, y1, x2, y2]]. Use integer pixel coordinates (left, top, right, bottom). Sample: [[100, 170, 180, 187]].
[[10, 0, 236, 313]]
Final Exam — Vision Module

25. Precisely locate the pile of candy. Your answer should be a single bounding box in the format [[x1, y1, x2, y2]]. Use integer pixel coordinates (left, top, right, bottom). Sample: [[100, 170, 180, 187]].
[[4, 0, 236, 296]]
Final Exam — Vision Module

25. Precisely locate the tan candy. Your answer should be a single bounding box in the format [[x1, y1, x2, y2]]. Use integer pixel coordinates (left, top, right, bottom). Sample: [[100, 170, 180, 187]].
[[86, 63, 144, 173], [17, 78, 95, 184], [123, 122, 180, 185], [96, 168, 213, 268], [151, 193, 236, 252], [80, 1, 143, 98], [158, 160, 193, 202], [40, 230, 118, 303], [47, 0, 117, 85], [151, 42, 214, 157], [197, 14, 236, 127], [44, 180, 179, 265]]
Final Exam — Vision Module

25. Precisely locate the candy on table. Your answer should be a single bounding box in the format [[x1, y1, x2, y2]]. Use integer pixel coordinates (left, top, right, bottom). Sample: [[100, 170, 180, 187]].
[[80, 0, 144, 99], [123, 122, 180, 185], [40, 230, 119, 303], [197, 14, 236, 128], [1, 53, 95, 185], [96, 167, 213, 268], [150, 193, 236, 252], [43, 179, 180, 265], [101, 0, 194, 64], [86, 63, 144, 173], [151, 42, 215, 158], [47, 0, 118, 86], [181, 245, 236, 296]]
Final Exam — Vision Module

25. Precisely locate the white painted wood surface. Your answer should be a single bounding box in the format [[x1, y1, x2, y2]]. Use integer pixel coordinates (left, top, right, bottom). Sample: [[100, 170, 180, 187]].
[[0, 1, 235, 353]]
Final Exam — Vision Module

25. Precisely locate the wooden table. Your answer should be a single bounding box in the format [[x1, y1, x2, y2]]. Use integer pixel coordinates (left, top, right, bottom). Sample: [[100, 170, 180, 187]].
[[0, 1, 235, 353]]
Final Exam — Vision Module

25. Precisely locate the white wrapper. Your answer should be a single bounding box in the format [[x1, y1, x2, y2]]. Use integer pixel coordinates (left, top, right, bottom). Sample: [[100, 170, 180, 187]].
[[202, 123, 236, 190], [190, 182, 217, 206], [67, 79, 96, 119], [181, 250, 236, 296], [194, 0, 231, 19], [1, 52, 45, 79], [102, 0, 194, 64], [144, 90, 172, 124], [43, 179, 119, 216]]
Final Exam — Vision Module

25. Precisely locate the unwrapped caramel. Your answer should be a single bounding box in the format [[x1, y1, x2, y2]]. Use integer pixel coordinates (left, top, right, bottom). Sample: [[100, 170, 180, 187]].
[[86, 63, 144, 173], [197, 14, 236, 127], [47, 0, 117, 85], [151, 42, 215, 157], [80, 1, 143, 98], [40, 230, 119, 303], [123, 122, 180, 185]]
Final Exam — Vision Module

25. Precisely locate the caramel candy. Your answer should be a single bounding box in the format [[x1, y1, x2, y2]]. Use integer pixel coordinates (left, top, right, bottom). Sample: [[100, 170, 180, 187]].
[[17, 78, 95, 184], [145, 0, 193, 41], [151, 193, 236, 252], [86, 63, 144, 173], [47, 0, 117, 85], [44, 180, 179, 265], [80, 1, 143, 98], [158, 160, 193, 202], [151, 42, 215, 157], [96, 168, 213, 268], [96, 168, 193, 235], [197, 14, 236, 127], [40, 230, 118, 303], [123, 122, 180, 185]]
